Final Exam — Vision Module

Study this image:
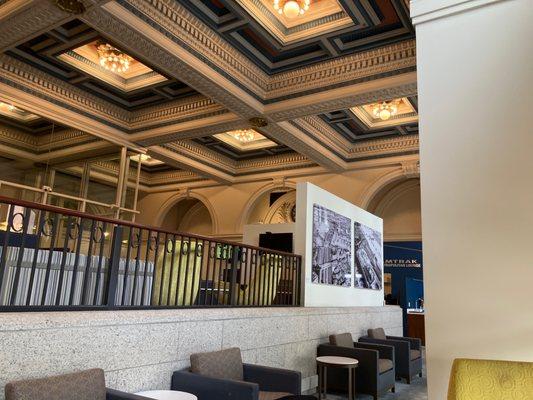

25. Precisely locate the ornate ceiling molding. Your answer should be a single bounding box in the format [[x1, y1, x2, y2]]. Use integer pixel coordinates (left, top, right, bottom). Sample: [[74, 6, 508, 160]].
[[265, 40, 417, 100], [265, 74, 418, 121], [348, 134, 419, 160]]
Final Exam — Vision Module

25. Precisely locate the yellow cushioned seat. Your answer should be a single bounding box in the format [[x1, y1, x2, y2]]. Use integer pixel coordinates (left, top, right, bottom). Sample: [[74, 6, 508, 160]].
[[448, 358, 533, 400]]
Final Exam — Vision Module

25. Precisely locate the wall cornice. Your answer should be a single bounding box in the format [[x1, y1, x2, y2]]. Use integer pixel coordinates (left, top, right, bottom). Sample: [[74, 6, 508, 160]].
[[411, 0, 502, 25]]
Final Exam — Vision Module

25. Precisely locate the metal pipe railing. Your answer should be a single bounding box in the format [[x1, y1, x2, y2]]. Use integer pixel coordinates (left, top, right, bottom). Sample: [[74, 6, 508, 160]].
[[0, 196, 302, 312]]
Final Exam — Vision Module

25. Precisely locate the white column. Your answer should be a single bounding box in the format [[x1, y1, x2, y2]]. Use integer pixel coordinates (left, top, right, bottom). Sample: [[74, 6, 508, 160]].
[[411, 0, 533, 397]]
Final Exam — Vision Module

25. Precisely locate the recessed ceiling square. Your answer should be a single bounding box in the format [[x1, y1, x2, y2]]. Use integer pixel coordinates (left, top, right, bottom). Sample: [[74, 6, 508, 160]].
[[214, 129, 277, 151], [351, 98, 418, 128], [0, 102, 40, 122], [235, 0, 354, 44], [57, 40, 168, 93]]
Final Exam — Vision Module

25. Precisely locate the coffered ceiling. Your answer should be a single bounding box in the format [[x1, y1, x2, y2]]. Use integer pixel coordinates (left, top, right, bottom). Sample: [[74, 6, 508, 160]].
[[0, 0, 419, 189]]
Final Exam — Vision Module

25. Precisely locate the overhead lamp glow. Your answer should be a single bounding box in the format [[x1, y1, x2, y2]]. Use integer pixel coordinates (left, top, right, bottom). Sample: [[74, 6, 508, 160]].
[[372, 100, 400, 121], [273, 0, 310, 18], [0, 102, 15, 112], [96, 42, 133, 74], [228, 129, 256, 143]]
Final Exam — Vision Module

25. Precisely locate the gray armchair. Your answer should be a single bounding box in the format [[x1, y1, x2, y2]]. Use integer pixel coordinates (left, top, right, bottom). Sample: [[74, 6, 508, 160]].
[[317, 333, 395, 400], [172, 347, 301, 400], [5, 368, 147, 400], [359, 328, 423, 383]]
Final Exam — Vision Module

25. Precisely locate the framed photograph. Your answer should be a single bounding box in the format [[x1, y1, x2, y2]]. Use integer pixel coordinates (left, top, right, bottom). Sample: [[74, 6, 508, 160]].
[[312, 204, 351, 286], [353, 221, 383, 290]]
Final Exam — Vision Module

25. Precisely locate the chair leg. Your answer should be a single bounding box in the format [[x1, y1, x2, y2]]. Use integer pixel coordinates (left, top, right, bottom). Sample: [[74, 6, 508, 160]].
[[406, 377, 411, 384], [419, 372, 423, 377], [391, 386, 396, 393]]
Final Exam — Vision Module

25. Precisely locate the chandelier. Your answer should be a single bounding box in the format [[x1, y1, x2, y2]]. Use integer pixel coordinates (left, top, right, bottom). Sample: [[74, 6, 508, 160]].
[[0, 102, 15, 112], [229, 129, 255, 143], [96, 42, 133, 73], [372, 100, 400, 121], [273, 0, 310, 18]]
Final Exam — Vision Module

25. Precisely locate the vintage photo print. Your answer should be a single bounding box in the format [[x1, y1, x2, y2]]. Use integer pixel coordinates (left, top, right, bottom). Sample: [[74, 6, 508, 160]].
[[353, 221, 383, 290], [312, 204, 352, 286]]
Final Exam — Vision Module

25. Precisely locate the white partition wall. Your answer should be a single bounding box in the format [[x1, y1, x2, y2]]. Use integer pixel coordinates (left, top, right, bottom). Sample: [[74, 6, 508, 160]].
[[295, 182, 384, 307], [412, 0, 533, 397]]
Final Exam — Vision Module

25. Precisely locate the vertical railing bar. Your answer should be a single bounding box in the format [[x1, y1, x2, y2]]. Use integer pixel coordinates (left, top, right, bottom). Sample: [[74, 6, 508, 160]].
[[191, 238, 202, 306], [246, 248, 253, 306], [280, 255, 286, 306], [251, 249, 258, 306], [41, 213, 59, 306], [26, 209, 46, 306], [55, 215, 74, 306], [209, 242, 218, 306], [214, 243, 223, 306], [203, 240, 213, 306], [131, 228, 143, 306], [105, 225, 123, 307], [223, 246, 232, 305], [297, 256, 302, 306], [229, 245, 239, 306], [292, 256, 297, 306], [172, 234, 184, 306], [140, 229, 153, 306], [266, 254, 274, 307], [80, 219, 97, 305], [92, 221, 108, 306], [0, 204, 15, 300], [158, 233, 169, 305], [149, 232, 160, 307], [121, 227, 134, 306], [68, 217, 85, 306], [259, 251, 265, 306], [256, 251, 263, 306], [236, 247, 244, 306], [180, 236, 191, 307], [166, 234, 177, 306], [9, 207, 32, 306]]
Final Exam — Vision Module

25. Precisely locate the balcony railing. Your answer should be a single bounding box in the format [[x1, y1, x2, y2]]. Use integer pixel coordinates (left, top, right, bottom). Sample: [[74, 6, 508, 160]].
[[0, 196, 302, 311]]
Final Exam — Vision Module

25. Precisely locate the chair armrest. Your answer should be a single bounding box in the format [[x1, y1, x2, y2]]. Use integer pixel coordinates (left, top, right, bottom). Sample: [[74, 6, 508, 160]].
[[243, 364, 301, 394], [106, 389, 150, 400], [387, 336, 422, 350], [354, 342, 395, 362], [171, 370, 259, 400], [359, 337, 410, 356]]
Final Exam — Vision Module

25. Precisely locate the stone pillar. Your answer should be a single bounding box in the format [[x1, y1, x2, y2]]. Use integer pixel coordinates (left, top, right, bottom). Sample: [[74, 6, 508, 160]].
[[411, 0, 533, 397]]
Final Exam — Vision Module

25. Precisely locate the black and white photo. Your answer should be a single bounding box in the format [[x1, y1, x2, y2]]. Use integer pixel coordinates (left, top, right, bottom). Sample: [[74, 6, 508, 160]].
[[312, 204, 351, 286], [353, 221, 383, 290]]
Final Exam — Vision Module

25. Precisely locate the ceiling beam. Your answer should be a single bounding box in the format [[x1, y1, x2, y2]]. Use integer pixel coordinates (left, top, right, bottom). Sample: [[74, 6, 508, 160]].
[[148, 145, 234, 185]]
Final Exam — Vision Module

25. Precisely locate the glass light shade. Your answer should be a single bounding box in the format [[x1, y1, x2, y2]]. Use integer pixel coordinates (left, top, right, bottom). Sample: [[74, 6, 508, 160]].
[[283, 1, 301, 18]]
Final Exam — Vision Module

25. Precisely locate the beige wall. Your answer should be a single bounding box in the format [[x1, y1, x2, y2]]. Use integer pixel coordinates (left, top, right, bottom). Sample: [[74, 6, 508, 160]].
[[412, 0, 533, 397], [137, 163, 422, 242]]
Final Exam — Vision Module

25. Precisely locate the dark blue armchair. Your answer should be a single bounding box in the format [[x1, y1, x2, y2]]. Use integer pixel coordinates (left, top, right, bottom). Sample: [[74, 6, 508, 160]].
[[172, 347, 301, 400]]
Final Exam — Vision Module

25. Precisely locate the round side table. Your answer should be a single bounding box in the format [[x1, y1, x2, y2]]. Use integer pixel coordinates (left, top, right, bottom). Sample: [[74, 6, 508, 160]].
[[316, 356, 359, 400], [134, 390, 197, 400]]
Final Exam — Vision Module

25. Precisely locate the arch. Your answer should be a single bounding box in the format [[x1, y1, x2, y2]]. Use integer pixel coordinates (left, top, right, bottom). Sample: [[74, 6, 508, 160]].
[[155, 191, 219, 235], [359, 167, 418, 211], [236, 180, 297, 232]]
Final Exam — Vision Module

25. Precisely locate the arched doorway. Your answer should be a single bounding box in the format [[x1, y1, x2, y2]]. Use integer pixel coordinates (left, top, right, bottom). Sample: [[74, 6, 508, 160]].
[[159, 198, 214, 236]]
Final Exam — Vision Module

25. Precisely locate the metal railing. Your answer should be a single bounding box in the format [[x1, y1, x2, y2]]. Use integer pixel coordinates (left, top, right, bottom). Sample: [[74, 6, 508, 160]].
[[0, 196, 302, 311]]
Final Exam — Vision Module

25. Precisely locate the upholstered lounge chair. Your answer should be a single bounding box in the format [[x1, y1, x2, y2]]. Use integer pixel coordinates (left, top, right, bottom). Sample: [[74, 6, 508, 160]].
[[359, 327, 422, 383], [5, 368, 147, 400], [447, 358, 533, 400], [172, 347, 301, 400], [317, 333, 396, 400]]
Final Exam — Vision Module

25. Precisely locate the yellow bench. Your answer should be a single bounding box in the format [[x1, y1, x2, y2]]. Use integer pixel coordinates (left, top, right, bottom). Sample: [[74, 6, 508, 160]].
[[448, 358, 533, 399]]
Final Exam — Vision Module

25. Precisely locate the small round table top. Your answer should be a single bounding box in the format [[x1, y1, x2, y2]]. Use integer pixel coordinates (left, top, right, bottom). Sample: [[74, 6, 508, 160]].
[[316, 356, 359, 366], [134, 390, 198, 400]]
